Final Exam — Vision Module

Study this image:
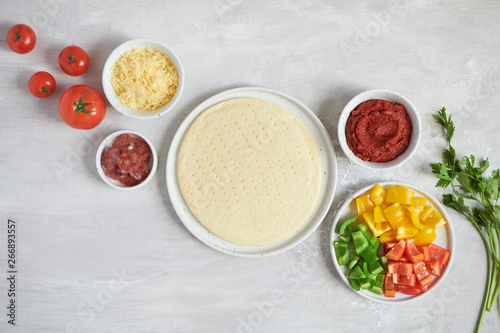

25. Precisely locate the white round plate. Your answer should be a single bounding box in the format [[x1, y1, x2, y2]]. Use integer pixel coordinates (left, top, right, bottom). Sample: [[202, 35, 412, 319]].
[[166, 87, 337, 257], [330, 182, 455, 303]]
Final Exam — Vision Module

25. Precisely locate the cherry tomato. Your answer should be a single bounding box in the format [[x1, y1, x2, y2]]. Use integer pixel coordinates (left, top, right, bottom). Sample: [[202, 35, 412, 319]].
[[58, 46, 89, 76], [59, 85, 106, 130], [6, 24, 36, 54], [28, 71, 56, 98]]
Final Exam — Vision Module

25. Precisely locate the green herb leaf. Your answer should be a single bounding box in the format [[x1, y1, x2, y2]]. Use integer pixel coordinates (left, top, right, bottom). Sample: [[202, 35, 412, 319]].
[[434, 107, 455, 143], [431, 107, 500, 332], [486, 169, 500, 202]]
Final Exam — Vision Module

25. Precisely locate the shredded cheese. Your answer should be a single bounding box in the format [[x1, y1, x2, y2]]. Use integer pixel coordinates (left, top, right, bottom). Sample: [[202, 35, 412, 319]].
[[110, 46, 179, 111]]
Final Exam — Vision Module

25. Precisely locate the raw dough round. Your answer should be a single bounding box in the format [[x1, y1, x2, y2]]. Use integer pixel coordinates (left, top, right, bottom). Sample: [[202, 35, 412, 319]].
[[178, 98, 321, 246]]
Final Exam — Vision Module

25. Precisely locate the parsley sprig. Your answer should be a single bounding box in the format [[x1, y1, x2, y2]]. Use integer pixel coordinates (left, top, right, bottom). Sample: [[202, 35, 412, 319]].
[[432, 107, 500, 332]]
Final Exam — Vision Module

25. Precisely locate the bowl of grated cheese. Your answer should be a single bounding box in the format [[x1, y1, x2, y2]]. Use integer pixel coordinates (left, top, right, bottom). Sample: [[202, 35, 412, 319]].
[[102, 39, 184, 119]]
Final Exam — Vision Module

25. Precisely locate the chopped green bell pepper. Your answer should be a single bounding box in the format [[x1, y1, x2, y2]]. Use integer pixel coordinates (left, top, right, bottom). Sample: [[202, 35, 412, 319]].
[[360, 247, 379, 265], [358, 278, 372, 290], [348, 265, 366, 280], [339, 225, 353, 243], [362, 260, 376, 280], [347, 251, 360, 270], [379, 255, 388, 270], [368, 261, 384, 275], [352, 231, 369, 254], [356, 223, 379, 247], [333, 241, 350, 266], [349, 278, 360, 291], [338, 215, 358, 235]]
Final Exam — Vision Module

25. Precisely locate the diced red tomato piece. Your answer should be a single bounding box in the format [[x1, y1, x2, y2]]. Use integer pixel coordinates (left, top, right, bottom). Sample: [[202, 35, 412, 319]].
[[428, 244, 451, 266], [417, 245, 430, 261], [404, 239, 424, 263], [413, 261, 430, 281], [386, 240, 406, 261], [400, 287, 420, 295], [384, 241, 398, 254], [393, 273, 416, 287], [388, 261, 413, 277], [425, 260, 442, 276]]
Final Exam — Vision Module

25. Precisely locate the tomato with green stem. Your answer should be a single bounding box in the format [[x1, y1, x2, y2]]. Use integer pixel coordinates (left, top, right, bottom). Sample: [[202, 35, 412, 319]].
[[59, 85, 106, 130], [28, 71, 56, 98], [58, 45, 89, 76], [6, 24, 36, 54]]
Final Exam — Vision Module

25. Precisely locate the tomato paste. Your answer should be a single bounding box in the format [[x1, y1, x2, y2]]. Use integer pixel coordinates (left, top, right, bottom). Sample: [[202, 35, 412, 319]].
[[345, 99, 412, 163]]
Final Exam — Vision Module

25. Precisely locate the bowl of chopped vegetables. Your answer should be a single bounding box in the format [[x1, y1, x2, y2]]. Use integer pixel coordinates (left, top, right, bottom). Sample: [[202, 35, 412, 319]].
[[330, 182, 455, 303]]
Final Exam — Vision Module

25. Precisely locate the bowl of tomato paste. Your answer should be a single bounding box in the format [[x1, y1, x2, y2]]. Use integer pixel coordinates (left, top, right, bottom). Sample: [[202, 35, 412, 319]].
[[338, 89, 421, 170]]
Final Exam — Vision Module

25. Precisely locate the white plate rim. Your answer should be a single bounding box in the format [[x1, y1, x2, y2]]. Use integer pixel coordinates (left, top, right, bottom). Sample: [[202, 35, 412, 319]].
[[166, 86, 337, 257], [329, 181, 455, 303]]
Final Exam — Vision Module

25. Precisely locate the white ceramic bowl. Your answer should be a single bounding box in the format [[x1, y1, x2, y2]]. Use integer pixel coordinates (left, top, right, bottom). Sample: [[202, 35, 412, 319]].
[[102, 39, 184, 119], [330, 182, 455, 304], [96, 130, 158, 190], [338, 89, 421, 170]]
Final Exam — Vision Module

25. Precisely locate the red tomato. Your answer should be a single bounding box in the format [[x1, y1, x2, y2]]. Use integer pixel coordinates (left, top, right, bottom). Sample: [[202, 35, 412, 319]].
[[59, 85, 106, 130], [6, 24, 36, 54], [58, 46, 89, 76], [28, 71, 56, 98]]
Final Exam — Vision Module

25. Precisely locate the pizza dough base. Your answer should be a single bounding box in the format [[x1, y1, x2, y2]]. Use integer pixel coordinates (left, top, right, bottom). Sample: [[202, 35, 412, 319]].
[[178, 97, 321, 246]]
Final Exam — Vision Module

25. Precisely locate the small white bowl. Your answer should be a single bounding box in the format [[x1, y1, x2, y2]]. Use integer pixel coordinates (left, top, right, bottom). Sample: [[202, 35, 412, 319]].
[[102, 39, 184, 119], [338, 89, 421, 170], [96, 130, 158, 190], [330, 182, 455, 303]]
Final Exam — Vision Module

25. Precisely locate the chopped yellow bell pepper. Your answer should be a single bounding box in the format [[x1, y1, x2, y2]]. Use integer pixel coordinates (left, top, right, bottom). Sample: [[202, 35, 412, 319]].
[[373, 206, 388, 223], [413, 225, 437, 246], [406, 205, 425, 230], [363, 212, 392, 237], [410, 197, 427, 208], [370, 184, 386, 206], [356, 194, 375, 216], [383, 203, 406, 229], [424, 212, 447, 229], [386, 185, 414, 205], [419, 205, 434, 221], [379, 229, 398, 243], [396, 221, 420, 240]]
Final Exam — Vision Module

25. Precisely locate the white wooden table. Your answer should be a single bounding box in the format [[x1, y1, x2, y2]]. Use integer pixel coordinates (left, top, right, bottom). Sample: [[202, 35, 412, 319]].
[[1, 1, 499, 332]]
